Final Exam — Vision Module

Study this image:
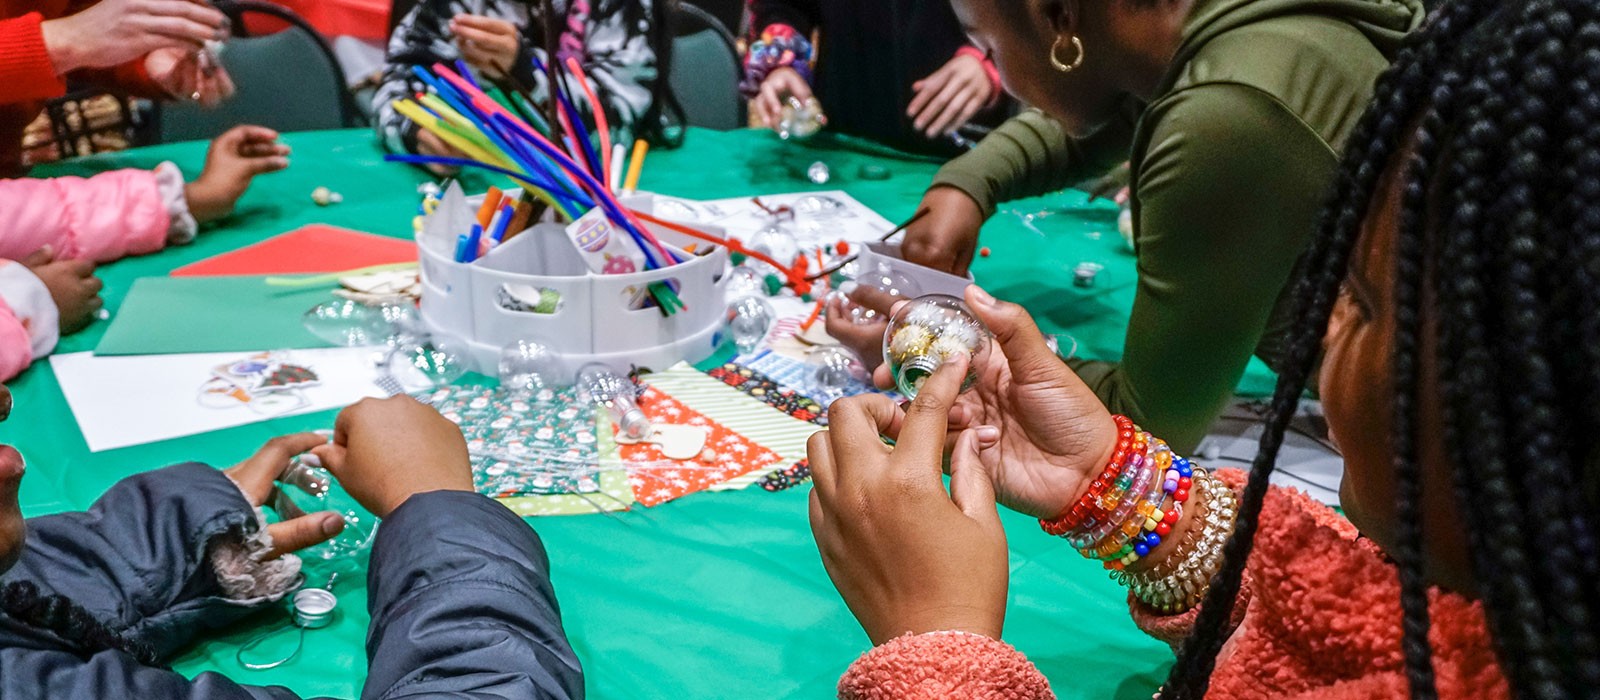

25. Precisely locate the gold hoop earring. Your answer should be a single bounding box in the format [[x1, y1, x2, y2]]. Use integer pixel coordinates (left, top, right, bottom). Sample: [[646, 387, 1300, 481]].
[[1050, 35, 1084, 73]]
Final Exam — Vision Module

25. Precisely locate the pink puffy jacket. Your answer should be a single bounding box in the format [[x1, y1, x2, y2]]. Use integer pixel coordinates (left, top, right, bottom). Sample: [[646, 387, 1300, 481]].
[[0, 164, 188, 380]]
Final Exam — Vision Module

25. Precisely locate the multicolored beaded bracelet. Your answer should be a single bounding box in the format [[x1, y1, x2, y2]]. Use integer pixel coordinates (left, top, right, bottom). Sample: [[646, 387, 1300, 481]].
[[1089, 436, 1184, 568], [1040, 415, 1137, 536], [1122, 455, 1195, 564]]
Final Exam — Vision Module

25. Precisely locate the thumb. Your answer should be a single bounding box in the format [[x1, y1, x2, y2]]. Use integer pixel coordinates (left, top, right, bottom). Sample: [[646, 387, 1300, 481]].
[[965, 285, 1061, 380], [949, 429, 999, 523], [263, 511, 345, 560], [22, 246, 54, 267]]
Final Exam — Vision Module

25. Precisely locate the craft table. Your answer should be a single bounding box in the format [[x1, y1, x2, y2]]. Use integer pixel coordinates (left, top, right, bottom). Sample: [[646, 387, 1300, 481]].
[[10, 128, 1275, 698]]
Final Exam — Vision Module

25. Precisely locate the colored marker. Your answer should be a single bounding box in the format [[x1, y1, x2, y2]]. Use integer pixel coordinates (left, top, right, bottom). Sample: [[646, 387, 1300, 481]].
[[475, 186, 503, 229], [462, 223, 484, 262]]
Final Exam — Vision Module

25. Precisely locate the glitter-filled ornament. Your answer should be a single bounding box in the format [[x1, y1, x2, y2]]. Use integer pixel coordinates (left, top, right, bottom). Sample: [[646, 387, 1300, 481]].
[[776, 96, 826, 140], [882, 294, 990, 396]]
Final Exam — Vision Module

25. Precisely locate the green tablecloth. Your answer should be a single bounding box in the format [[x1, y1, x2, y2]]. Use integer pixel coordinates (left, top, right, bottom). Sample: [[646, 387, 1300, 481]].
[[7, 128, 1270, 698]]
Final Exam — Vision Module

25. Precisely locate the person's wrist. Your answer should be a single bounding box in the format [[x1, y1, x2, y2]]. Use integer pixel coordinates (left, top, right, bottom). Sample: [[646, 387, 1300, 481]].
[[890, 605, 1003, 645], [39, 18, 86, 75], [927, 185, 986, 224], [183, 180, 224, 224]]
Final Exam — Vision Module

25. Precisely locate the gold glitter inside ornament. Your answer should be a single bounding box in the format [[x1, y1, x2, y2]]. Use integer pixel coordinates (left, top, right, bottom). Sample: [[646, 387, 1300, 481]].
[[881, 294, 990, 397]]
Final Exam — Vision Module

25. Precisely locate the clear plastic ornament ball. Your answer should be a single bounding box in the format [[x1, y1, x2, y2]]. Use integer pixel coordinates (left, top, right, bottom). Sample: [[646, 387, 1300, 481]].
[[279, 454, 378, 560], [861, 263, 921, 299], [806, 345, 868, 400], [723, 266, 766, 300], [725, 295, 775, 354], [576, 363, 651, 440], [834, 263, 922, 325], [498, 339, 565, 402], [882, 294, 990, 397], [384, 332, 467, 389], [302, 300, 403, 347], [748, 224, 800, 272]]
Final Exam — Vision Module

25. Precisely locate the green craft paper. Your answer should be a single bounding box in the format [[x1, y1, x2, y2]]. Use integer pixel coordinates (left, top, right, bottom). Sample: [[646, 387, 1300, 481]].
[[95, 276, 334, 355]]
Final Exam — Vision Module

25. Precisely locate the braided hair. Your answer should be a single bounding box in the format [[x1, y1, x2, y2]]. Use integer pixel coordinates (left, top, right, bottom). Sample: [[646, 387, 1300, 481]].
[[0, 580, 160, 666], [1158, 0, 1600, 697]]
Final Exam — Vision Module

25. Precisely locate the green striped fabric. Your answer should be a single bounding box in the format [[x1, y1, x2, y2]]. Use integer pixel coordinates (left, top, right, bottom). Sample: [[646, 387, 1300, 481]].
[[643, 363, 823, 490]]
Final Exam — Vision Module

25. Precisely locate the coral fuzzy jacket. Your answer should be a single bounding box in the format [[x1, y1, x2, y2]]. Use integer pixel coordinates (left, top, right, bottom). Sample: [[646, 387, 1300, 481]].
[[837, 471, 1510, 699]]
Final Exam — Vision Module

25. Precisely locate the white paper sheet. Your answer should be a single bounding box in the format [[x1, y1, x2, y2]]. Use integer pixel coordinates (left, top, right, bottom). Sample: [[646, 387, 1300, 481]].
[[52, 347, 394, 452], [653, 190, 897, 247]]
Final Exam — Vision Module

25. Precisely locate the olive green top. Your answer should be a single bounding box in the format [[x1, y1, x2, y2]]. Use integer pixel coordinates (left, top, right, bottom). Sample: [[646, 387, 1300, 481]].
[[933, 0, 1423, 451]]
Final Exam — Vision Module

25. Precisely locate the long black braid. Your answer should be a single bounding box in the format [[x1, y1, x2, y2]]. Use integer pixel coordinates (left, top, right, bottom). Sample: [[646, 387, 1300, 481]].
[[1160, 0, 1600, 697], [0, 580, 160, 667]]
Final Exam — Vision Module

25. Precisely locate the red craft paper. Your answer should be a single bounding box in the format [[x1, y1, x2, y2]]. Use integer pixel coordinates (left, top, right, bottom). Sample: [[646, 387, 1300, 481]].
[[170, 225, 416, 277], [620, 386, 782, 507]]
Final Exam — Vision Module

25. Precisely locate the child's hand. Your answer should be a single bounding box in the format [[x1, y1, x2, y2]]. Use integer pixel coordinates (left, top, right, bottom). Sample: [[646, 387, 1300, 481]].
[[226, 432, 346, 560], [311, 396, 474, 518], [808, 356, 1010, 645], [22, 247, 102, 334], [754, 67, 813, 128], [450, 14, 519, 78], [908, 53, 993, 138], [415, 129, 468, 176], [184, 125, 289, 224], [145, 46, 236, 106]]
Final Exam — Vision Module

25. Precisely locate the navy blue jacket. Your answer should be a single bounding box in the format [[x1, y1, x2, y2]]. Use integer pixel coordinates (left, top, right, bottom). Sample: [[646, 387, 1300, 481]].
[[0, 462, 583, 699]]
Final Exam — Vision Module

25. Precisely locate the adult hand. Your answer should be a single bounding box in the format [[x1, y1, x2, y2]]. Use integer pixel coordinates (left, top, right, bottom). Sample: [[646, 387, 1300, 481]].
[[22, 248, 101, 335], [415, 129, 468, 176], [822, 282, 904, 373], [184, 126, 289, 224], [451, 14, 519, 79], [809, 355, 1009, 645], [40, 0, 227, 74], [753, 67, 812, 129], [310, 396, 474, 518], [225, 433, 346, 560], [145, 46, 235, 106], [870, 286, 1119, 519], [907, 53, 994, 138], [901, 186, 986, 275]]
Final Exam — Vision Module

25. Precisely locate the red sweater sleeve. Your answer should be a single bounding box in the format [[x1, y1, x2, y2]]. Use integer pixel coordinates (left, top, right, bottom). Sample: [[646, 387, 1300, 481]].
[[839, 631, 1054, 700], [0, 13, 69, 104]]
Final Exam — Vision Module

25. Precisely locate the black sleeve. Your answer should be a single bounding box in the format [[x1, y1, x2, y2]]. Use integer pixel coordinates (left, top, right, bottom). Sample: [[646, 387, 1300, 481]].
[[750, 0, 821, 36], [0, 463, 283, 658], [361, 490, 584, 699]]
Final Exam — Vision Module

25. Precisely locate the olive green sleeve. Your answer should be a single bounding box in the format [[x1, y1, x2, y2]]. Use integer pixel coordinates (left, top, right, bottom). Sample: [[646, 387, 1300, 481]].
[[929, 107, 1136, 218], [1068, 84, 1330, 453]]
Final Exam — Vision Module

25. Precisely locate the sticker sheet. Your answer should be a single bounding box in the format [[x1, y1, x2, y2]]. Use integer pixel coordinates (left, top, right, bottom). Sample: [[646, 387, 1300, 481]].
[[620, 386, 784, 506], [420, 384, 602, 498]]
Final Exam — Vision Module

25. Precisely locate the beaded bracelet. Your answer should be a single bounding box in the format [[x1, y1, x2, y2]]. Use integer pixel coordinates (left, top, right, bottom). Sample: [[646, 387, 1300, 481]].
[[1120, 455, 1195, 565], [1122, 470, 1238, 613], [1041, 415, 1136, 536], [1096, 449, 1175, 567], [1115, 479, 1209, 586], [1076, 437, 1163, 553]]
